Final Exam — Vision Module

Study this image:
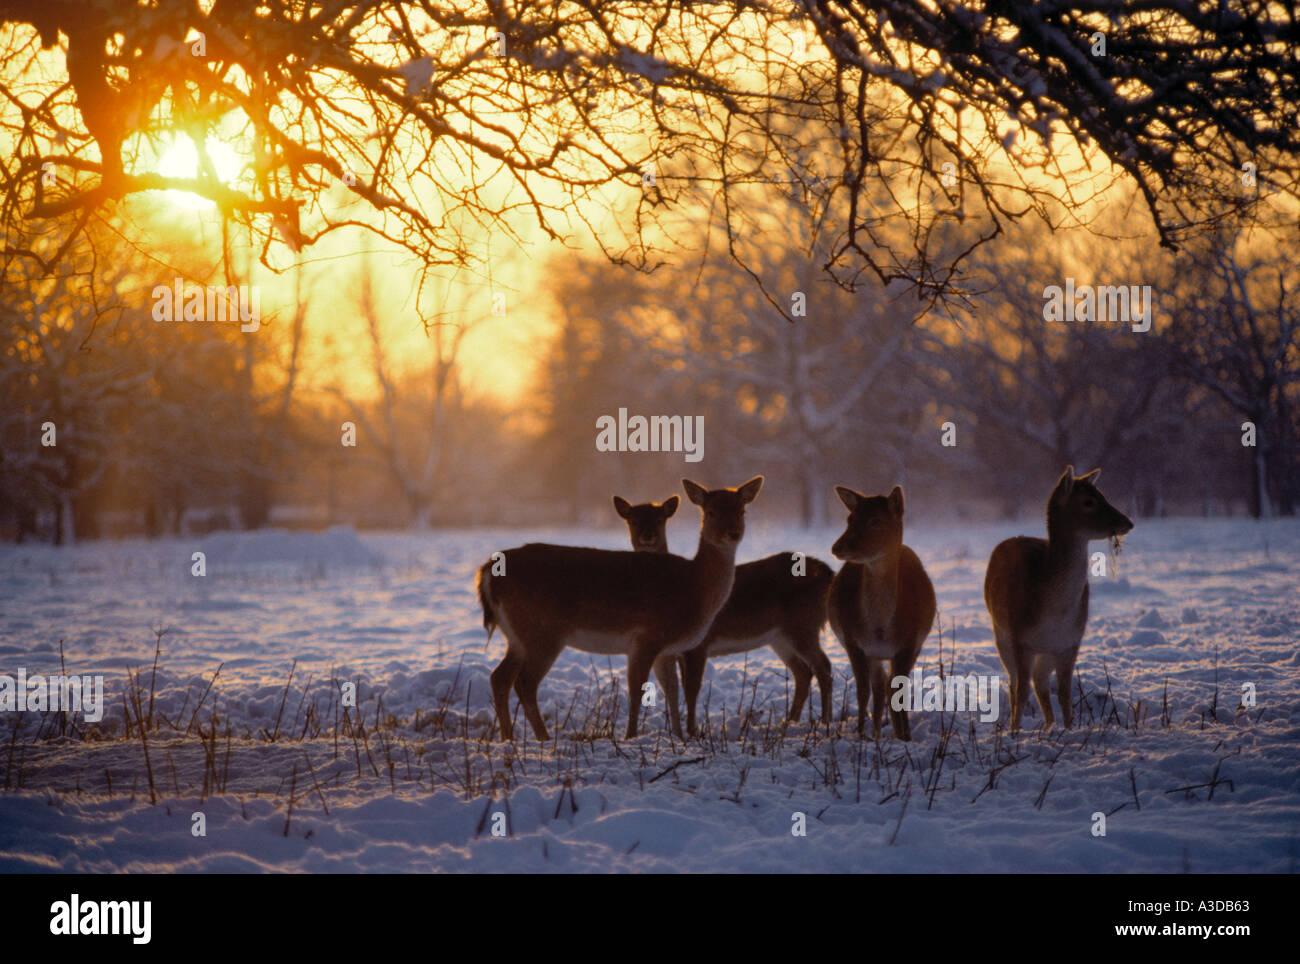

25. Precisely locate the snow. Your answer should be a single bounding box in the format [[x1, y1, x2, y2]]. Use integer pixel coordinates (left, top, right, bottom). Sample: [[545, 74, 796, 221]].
[[1137, 609, 1168, 629], [0, 518, 1296, 873], [198, 526, 380, 569], [616, 47, 673, 85], [398, 57, 434, 97]]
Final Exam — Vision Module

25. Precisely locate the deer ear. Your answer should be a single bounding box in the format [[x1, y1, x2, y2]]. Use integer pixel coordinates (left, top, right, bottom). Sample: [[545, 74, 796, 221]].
[[682, 479, 708, 506], [661, 495, 679, 518], [834, 485, 861, 510], [612, 495, 632, 519], [888, 485, 904, 516], [1052, 466, 1075, 505], [737, 475, 764, 504]]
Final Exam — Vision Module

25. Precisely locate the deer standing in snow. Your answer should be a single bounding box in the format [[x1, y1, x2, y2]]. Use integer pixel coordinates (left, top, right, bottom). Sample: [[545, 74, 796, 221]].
[[477, 477, 763, 741], [828, 485, 935, 740], [984, 466, 1133, 732], [614, 494, 834, 736]]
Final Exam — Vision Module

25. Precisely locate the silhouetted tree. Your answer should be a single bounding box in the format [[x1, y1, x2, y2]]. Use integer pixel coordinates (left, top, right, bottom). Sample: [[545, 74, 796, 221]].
[[3, 1, 1295, 302], [1163, 230, 1300, 516]]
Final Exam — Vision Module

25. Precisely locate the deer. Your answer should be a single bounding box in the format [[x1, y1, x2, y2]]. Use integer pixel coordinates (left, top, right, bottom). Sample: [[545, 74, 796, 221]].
[[477, 476, 763, 742], [984, 466, 1133, 733], [613, 494, 834, 737], [828, 485, 935, 740]]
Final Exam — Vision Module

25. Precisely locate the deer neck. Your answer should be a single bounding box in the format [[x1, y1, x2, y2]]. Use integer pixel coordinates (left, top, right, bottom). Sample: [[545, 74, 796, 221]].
[[1044, 518, 1090, 599], [691, 535, 738, 604], [861, 548, 901, 625]]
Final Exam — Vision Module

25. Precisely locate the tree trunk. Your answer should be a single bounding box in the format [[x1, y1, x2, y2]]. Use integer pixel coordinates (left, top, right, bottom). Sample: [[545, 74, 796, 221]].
[[410, 495, 433, 530], [239, 472, 272, 530], [1275, 418, 1296, 516], [1252, 443, 1271, 518], [56, 495, 76, 546], [799, 462, 826, 529]]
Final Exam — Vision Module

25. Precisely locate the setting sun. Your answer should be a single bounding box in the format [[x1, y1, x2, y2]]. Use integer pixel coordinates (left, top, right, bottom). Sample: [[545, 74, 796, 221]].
[[155, 136, 243, 209]]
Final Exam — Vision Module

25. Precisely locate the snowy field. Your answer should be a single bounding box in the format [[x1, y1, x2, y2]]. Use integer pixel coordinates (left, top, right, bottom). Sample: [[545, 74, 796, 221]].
[[0, 516, 1296, 873]]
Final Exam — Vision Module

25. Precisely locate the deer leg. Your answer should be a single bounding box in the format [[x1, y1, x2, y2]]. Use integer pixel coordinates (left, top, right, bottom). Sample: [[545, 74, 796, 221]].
[[890, 645, 920, 742], [1031, 654, 1055, 730], [845, 644, 871, 737], [490, 648, 524, 741], [653, 653, 683, 739], [680, 646, 708, 738], [869, 659, 890, 740], [993, 625, 1020, 732], [1010, 644, 1032, 734], [513, 647, 559, 742], [625, 641, 656, 739], [992, 626, 1015, 700], [1055, 645, 1080, 730], [806, 643, 834, 728], [775, 639, 812, 724]]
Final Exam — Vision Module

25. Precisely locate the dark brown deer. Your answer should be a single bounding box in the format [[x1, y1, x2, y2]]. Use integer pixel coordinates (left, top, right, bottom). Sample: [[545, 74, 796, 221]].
[[828, 485, 935, 740], [478, 477, 762, 741], [615, 495, 834, 736], [984, 466, 1133, 732]]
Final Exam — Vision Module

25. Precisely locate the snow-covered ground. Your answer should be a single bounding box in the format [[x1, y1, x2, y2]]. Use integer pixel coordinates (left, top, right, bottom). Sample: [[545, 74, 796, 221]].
[[0, 516, 1296, 872]]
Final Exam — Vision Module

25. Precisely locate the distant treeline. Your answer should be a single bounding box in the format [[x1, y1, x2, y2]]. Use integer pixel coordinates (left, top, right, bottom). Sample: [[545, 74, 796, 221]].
[[2, 214, 1296, 542]]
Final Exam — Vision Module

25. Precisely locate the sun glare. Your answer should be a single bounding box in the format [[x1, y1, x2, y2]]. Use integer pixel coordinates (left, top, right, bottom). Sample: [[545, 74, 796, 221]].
[[156, 136, 242, 210]]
